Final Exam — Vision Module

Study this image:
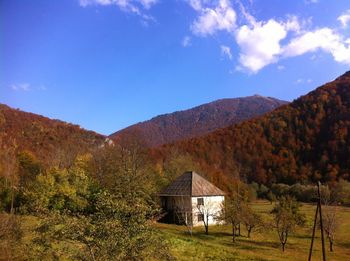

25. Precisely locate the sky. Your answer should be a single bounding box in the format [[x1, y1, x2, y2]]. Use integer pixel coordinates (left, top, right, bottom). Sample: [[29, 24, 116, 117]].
[[1, 0, 350, 135]]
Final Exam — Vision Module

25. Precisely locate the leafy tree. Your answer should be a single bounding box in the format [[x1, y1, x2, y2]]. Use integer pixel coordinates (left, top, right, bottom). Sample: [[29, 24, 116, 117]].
[[17, 150, 41, 189], [22, 165, 91, 214], [271, 196, 305, 252], [34, 191, 172, 261], [266, 190, 276, 204]]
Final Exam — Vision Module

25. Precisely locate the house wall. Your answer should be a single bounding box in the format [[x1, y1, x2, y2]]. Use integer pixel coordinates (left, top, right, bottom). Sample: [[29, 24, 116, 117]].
[[191, 196, 225, 227], [160, 196, 193, 224]]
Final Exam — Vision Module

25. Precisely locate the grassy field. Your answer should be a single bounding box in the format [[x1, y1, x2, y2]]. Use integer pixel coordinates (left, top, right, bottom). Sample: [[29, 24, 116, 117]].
[[156, 200, 350, 261], [1, 201, 350, 260]]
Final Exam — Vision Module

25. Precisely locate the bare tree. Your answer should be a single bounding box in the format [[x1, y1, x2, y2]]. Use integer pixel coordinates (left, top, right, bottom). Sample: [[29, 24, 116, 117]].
[[272, 196, 305, 252], [174, 196, 193, 236], [323, 206, 337, 252], [319, 184, 338, 252], [196, 198, 220, 235], [241, 206, 263, 238], [218, 195, 242, 242]]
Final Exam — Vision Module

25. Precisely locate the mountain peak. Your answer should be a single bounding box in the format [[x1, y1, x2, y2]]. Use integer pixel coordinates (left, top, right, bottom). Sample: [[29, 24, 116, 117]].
[[110, 95, 288, 147]]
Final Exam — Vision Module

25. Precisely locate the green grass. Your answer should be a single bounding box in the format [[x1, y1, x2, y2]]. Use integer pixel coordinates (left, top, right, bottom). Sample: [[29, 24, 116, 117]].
[[155, 200, 350, 261]]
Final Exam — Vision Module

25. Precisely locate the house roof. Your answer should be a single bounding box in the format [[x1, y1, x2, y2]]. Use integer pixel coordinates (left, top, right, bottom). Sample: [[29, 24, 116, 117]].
[[159, 171, 225, 197]]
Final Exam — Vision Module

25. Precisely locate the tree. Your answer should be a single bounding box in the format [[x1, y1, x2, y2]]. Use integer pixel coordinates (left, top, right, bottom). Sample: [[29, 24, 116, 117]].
[[174, 196, 193, 236], [323, 206, 338, 252], [0, 138, 19, 213], [34, 191, 172, 261], [266, 190, 276, 204], [218, 194, 242, 242], [241, 206, 263, 238], [196, 197, 219, 235], [271, 196, 305, 252], [25, 154, 173, 260]]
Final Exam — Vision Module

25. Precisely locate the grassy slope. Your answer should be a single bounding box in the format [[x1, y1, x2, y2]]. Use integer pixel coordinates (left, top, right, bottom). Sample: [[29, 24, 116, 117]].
[[156, 201, 350, 261], [1, 201, 349, 260]]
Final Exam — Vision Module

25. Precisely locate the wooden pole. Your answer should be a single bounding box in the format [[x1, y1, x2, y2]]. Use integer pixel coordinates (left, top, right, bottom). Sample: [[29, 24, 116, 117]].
[[308, 202, 319, 261], [317, 181, 327, 261]]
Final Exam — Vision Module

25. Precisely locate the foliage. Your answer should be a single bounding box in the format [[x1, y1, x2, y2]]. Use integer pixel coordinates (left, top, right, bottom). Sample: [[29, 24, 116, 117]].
[[22, 158, 94, 214], [33, 191, 172, 261], [156, 72, 350, 185], [112, 96, 286, 147], [0, 103, 105, 171]]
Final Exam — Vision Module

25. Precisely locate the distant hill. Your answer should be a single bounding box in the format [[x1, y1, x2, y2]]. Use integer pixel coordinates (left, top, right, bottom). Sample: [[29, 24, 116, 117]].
[[110, 95, 288, 147], [0, 104, 106, 167], [153, 72, 350, 186]]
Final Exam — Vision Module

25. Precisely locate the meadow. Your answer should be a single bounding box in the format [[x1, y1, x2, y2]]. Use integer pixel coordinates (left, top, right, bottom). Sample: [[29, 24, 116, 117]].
[[156, 200, 350, 261], [2, 200, 350, 260]]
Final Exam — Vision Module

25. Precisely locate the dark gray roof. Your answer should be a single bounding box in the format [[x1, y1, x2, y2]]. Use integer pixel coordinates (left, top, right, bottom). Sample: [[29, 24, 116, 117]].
[[159, 171, 225, 197]]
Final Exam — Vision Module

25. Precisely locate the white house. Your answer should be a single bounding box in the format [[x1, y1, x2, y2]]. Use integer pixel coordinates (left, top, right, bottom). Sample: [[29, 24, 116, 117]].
[[159, 171, 225, 226]]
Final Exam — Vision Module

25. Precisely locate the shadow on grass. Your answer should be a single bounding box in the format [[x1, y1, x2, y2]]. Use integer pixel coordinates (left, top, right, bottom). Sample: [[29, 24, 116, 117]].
[[195, 231, 231, 238], [338, 241, 350, 249], [234, 239, 281, 250]]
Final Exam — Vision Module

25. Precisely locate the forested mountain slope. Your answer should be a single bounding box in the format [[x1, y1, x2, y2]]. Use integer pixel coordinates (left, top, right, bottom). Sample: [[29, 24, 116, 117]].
[[153, 72, 350, 186], [110, 95, 288, 147], [0, 104, 106, 168]]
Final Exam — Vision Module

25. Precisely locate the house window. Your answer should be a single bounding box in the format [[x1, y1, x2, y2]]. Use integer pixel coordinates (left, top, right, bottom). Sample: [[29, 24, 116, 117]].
[[198, 213, 204, 222], [197, 198, 204, 206]]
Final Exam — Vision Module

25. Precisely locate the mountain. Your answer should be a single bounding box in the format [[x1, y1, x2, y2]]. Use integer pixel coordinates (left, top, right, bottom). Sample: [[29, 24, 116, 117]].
[[0, 104, 106, 167], [153, 72, 350, 186], [110, 95, 288, 147]]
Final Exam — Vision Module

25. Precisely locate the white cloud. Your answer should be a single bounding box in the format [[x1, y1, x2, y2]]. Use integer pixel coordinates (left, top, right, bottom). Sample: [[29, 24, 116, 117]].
[[295, 78, 313, 84], [220, 45, 232, 60], [235, 19, 288, 73], [186, 2, 350, 73], [138, 0, 157, 9], [79, 0, 157, 20], [295, 78, 303, 84], [283, 28, 350, 65], [305, 0, 319, 4], [338, 10, 350, 28], [190, 0, 237, 36], [11, 83, 30, 91], [182, 36, 192, 47], [188, 0, 202, 11]]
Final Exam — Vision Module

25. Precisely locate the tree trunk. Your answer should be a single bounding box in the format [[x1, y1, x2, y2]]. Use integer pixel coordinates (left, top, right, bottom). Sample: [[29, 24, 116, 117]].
[[10, 188, 15, 215], [205, 215, 209, 235], [247, 227, 251, 238], [330, 240, 333, 252], [232, 224, 236, 242], [282, 243, 285, 252]]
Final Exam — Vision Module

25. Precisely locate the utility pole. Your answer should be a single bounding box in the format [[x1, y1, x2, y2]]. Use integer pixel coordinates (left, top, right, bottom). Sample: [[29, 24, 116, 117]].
[[308, 182, 326, 261]]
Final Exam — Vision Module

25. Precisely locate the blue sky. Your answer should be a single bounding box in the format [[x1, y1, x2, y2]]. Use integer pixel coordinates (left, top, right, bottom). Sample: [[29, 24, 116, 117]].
[[1, 0, 350, 135]]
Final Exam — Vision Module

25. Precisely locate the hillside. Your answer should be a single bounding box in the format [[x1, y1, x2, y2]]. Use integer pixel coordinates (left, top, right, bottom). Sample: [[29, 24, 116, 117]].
[[110, 95, 288, 147], [0, 104, 106, 168], [153, 72, 350, 186]]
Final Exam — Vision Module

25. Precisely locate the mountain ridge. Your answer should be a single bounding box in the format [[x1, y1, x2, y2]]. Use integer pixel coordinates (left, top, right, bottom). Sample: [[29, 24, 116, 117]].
[[110, 95, 289, 147], [152, 72, 350, 186]]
